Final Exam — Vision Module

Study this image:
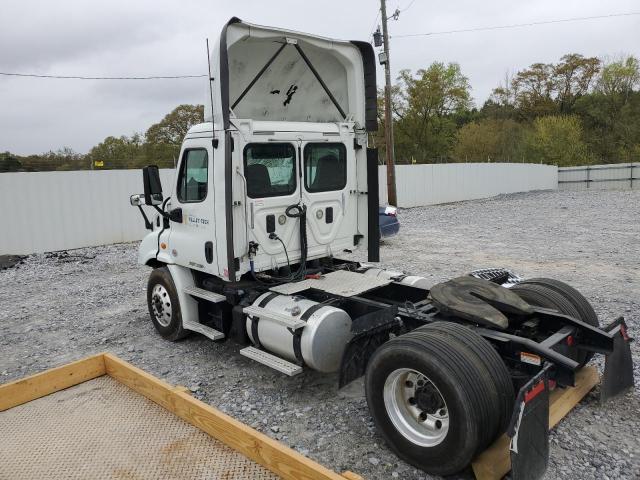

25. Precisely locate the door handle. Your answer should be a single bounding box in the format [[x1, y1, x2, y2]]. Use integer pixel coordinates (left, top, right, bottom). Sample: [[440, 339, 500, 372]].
[[204, 241, 213, 264]]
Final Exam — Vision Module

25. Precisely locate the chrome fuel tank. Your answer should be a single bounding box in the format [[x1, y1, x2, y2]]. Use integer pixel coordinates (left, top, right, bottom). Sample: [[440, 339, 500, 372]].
[[246, 293, 352, 372]]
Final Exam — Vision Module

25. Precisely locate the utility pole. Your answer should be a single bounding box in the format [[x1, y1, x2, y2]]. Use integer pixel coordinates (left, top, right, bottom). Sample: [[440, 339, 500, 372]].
[[379, 0, 397, 206]]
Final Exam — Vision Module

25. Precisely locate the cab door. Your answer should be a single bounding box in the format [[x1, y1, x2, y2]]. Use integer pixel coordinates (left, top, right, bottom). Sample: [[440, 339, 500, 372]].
[[167, 142, 218, 273], [301, 141, 355, 256], [242, 141, 301, 269]]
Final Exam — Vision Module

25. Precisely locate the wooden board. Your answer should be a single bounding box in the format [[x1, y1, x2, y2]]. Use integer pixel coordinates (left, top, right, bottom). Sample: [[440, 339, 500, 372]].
[[0, 353, 361, 480], [471, 366, 600, 480], [0, 353, 105, 411]]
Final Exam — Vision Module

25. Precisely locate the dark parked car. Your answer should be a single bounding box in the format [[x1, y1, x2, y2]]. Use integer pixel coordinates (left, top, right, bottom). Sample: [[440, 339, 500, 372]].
[[379, 205, 399, 238]]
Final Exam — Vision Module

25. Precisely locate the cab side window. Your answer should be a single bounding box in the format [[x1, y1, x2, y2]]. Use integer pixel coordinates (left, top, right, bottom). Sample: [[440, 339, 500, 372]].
[[177, 149, 208, 203]]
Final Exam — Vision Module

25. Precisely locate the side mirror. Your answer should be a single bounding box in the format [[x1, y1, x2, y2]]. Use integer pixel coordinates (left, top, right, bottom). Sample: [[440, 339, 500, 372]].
[[143, 165, 163, 206]]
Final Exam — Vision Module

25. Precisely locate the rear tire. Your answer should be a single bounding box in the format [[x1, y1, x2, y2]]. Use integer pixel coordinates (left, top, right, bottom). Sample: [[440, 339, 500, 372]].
[[519, 278, 599, 327], [511, 282, 591, 365], [416, 322, 515, 436], [147, 267, 189, 341], [518, 278, 599, 365], [365, 329, 500, 475]]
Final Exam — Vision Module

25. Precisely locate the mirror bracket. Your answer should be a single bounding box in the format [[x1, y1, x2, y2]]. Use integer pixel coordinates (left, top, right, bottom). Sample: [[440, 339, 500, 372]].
[[137, 206, 153, 231]]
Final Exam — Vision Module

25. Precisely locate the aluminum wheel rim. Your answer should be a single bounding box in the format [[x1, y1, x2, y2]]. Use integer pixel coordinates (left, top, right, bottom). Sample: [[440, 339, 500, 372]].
[[151, 284, 172, 327], [383, 368, 449, 447]]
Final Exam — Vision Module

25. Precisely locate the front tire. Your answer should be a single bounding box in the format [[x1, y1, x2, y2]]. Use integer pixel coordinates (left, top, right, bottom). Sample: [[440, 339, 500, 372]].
[[147, 267, 188, 341], [365, 329, 500, 475]]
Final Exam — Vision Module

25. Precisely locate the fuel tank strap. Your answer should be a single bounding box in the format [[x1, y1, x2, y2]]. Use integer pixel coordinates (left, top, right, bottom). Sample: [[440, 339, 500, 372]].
[[292, 332, 304, 366], [258, 292, 280, 308], [291, 303, 324, 366], [251, 316, 261, 348], [251, 293, 279, 348]]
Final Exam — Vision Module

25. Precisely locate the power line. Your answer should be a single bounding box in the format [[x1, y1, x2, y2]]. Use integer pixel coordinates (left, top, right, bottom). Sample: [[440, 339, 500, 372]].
[[0, 72, 207, 80], [399, 0, 416, 13], [392, 12, 640, 38], [369, 9, 381, 39]]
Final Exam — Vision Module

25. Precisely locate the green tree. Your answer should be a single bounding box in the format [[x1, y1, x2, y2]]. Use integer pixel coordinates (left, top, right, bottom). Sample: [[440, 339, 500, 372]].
[[553, 54, 601, 113], [144, 104, 204, 166], [574, 91, 640, 162], [0, 152, 23, 172], [145, 104, 204, 146], [524, 115, 589, 166], [87, 134, 145, 170], [488, 54, 601, 118], [511, 63, 557, 118], [596, 55, 640, 99], [452, 119, 527, 162], [392, 63, 472, 162], [574, 56, 640, 162]]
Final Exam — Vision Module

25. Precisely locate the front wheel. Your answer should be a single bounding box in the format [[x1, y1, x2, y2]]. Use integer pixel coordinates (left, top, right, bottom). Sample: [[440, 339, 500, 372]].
[[365, 329, 501, 475], [147, 267, 189, 341]]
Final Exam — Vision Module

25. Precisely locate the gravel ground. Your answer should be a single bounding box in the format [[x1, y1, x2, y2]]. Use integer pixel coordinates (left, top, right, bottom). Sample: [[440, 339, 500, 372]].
[[1, 189, 639, 480]]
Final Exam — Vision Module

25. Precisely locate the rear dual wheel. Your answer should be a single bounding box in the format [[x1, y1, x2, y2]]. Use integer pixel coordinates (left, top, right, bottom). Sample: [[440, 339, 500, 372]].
[[511, 278, 599, 366], [365, 322, 513, 476]]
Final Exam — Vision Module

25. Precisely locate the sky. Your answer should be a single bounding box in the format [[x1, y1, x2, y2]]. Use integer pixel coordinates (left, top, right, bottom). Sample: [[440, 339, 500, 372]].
[[1, 0, 638, 155]]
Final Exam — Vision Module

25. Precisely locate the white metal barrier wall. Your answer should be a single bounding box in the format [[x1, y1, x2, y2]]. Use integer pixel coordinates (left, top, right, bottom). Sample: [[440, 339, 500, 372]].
[[0, 169, 175, 255], [558, 163, 638, 190], [378, 163, 557, 207], [1, 163, 557, 255]]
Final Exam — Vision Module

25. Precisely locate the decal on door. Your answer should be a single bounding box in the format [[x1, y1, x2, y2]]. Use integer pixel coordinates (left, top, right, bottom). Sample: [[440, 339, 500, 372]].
[[187, 215, 210, 228]]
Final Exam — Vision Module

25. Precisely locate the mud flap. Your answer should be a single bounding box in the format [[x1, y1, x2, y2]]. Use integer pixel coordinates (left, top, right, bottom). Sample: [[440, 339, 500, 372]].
[[507, 366, 550, 480], [601, 317, 634, 402], [338, 310, 400, 389]]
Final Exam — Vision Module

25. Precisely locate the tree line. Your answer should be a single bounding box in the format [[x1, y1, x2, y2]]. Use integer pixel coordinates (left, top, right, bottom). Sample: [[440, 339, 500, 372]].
[[376, 53, 639, 166], [0, 104, 204, 172], [1, 52, 638, 172]]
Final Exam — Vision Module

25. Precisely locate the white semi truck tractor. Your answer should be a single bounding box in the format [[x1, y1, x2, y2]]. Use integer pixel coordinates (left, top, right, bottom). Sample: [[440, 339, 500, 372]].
[[130, 18, 634, 478]]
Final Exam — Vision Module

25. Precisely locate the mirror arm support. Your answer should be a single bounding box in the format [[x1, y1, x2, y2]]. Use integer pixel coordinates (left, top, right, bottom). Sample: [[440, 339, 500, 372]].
[[152, 203, 182, 224], [152, 204, 168, 218], [137, 205, 153, 231]]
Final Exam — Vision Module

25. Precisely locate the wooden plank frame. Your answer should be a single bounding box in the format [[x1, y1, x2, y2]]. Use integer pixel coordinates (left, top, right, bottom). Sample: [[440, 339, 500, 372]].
[[472, 366, 600, 480], [0, 353, 362, 480]]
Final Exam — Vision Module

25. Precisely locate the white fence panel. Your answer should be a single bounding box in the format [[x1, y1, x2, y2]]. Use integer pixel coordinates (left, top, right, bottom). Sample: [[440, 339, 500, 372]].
[[0, 169, 175, 255], [379, 163, 557, 208], [1, 163, 557, 255], [559, 163, 638, 190]]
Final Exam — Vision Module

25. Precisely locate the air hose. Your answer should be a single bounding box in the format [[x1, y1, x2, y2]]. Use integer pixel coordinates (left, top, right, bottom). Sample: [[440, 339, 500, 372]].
[[285, 204, 308, 280], [250, 203, 308, 283]]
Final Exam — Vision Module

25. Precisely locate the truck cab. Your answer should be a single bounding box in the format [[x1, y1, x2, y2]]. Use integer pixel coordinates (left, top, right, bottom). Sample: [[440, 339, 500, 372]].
[[136, 18, 379, 282]]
